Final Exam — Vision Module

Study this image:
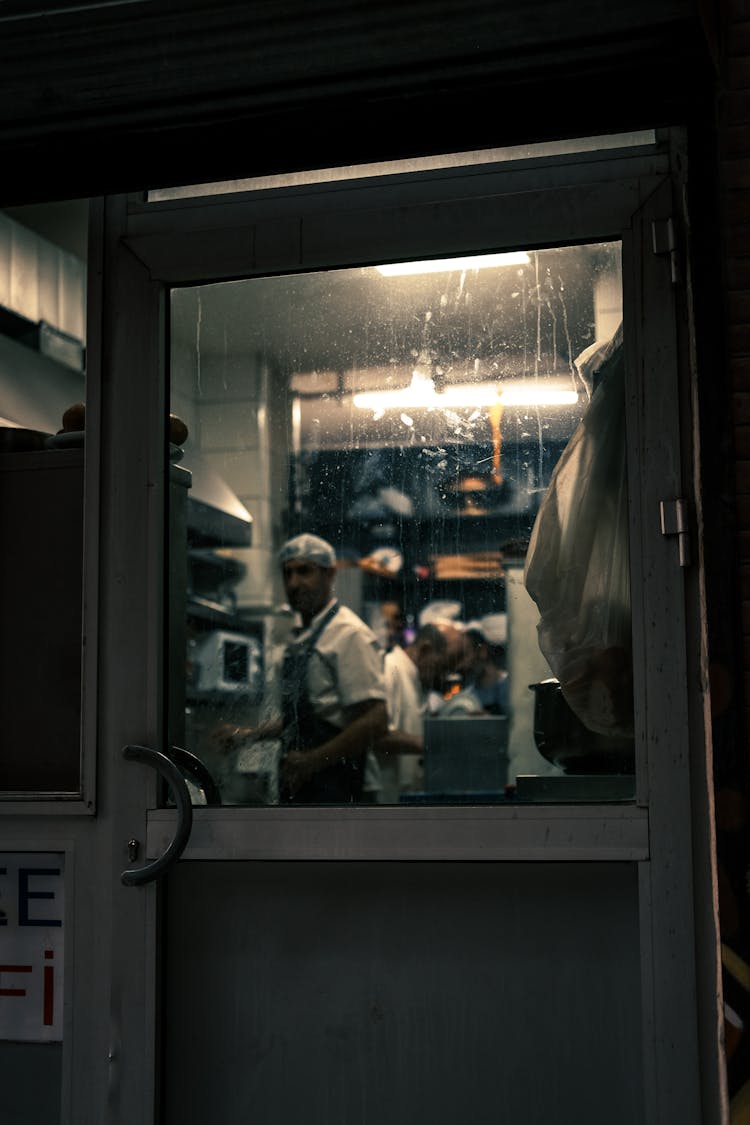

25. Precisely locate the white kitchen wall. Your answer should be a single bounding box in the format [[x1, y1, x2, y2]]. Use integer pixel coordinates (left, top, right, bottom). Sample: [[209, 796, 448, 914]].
[[170, 299, 290, 615], [0, 211, 87, 433], [0, 332, 84, 433], [505, 562, 561, 780], [0, 213, 86, 345]]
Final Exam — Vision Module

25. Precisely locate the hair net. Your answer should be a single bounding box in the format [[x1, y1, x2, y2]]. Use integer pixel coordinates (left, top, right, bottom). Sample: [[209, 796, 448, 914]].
[[278, 533, 336, 569]]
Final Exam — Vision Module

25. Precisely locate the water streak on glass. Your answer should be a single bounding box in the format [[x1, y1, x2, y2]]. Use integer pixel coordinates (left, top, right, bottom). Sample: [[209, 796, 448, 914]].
[[169, 241, 631, 807]]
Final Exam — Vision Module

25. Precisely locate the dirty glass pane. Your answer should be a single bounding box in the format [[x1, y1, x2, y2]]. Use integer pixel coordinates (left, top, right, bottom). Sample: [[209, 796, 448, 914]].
[[168, 241, 633, 806], [0, 202, 88, 797]]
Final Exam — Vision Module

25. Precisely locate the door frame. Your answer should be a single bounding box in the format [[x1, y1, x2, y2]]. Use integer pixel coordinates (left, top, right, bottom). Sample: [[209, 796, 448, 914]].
[[44, 131, 722, 1122]]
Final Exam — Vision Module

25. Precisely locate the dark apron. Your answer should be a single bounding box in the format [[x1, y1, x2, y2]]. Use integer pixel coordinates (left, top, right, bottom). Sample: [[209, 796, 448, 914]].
[[279, 602, 365, 804]]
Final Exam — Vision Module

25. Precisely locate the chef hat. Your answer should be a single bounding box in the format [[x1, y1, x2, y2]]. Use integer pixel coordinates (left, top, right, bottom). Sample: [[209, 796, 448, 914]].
[[279, 533, 336, 569], [480, 613, 507, 645], [418, 600, 463, 627], [464, 613, 507, 645]]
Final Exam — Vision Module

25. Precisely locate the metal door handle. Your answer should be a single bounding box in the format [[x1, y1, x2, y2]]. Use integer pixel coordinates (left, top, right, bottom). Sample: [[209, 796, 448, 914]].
[[167, 744, 222, 806], [121, 744, 193, 886]]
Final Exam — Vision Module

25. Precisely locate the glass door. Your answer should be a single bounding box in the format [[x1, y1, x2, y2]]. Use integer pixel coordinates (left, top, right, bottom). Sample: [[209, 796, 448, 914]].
[[93, 134, 712, 1124]]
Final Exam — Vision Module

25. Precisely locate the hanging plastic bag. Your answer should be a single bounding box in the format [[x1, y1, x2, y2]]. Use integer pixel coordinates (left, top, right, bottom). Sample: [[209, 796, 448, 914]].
[[524, 325, 633, 738]]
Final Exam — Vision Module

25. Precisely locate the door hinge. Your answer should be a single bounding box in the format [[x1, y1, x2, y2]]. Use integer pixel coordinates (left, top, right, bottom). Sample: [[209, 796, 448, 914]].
[[660, 498, 690, 566], [652, 217, 682, 284]]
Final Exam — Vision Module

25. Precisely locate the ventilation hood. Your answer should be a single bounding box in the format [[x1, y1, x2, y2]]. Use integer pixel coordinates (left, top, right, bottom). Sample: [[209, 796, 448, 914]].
[[180, 450, 252, 548]]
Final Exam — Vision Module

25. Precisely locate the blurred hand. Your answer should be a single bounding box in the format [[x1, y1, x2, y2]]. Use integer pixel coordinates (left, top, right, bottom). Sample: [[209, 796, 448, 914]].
[[211, 722, 254, 755]]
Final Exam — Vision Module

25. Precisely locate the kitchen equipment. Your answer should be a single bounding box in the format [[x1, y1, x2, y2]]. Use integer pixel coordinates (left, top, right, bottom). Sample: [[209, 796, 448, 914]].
[[188, 629, 263, 702], [422, 715, 509, 794], [0, 425, 50, 452], [514, 773, 635, 802], [529, 678, 634, 774]]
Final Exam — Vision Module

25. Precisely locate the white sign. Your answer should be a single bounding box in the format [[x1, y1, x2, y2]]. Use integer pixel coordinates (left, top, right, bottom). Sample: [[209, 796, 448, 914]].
[[0, 854, 64, 1042]]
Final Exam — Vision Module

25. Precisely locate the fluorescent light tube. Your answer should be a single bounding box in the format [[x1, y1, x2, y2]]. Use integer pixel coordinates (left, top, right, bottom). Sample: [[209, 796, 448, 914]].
[[499, 388, 579, 406], [353, 381, 578, 411], [376, 251, 530, 276]]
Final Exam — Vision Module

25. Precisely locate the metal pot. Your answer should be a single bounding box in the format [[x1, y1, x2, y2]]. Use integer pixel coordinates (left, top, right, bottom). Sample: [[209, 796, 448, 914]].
[[529, 678, 634, 774]]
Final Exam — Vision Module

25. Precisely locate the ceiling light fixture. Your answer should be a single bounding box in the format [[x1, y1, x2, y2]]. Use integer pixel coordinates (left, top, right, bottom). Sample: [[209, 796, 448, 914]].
[[375, 251, 530, 276]]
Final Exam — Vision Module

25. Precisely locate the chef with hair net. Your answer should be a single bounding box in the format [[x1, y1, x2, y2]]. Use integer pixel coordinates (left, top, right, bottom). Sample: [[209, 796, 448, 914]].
[[216, 533, 387, 803]]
